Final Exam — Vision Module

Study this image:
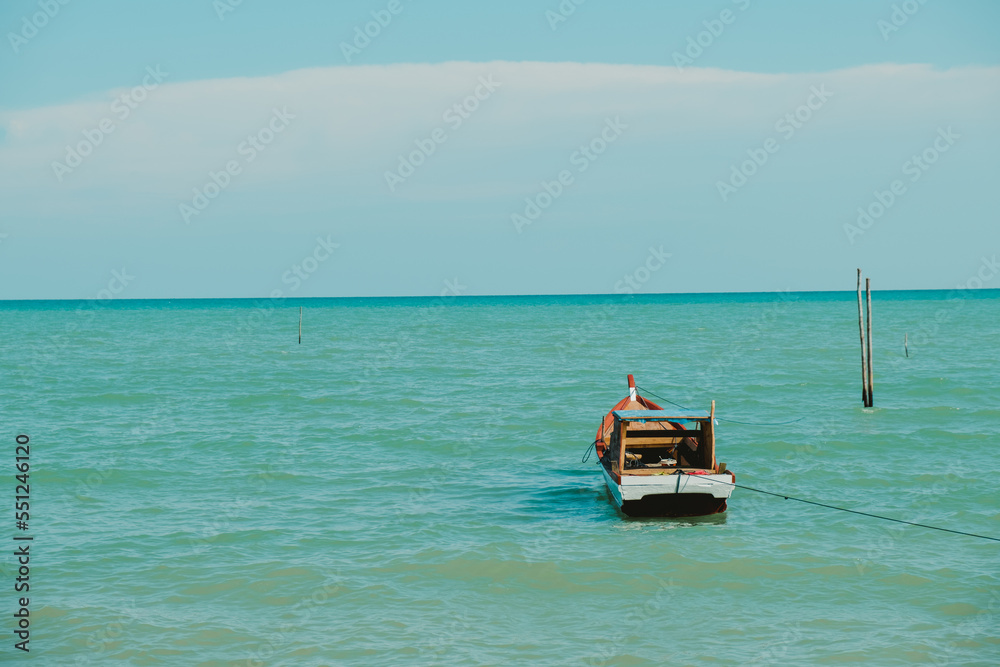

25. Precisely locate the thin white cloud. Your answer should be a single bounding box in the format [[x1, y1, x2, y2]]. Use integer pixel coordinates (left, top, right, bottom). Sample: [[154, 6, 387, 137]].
[[0, 61, 997, 218]]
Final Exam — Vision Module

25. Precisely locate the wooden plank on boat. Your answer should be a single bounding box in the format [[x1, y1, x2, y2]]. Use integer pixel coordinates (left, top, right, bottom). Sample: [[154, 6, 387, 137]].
[[625, 440, 683, 448], [613, 409, 711, 421], [623, 467, 711, 476], [617, 419, 627, 476], [624, 421, 674, 431], [626, 429, 701, 439], [626, 438, 691, 447]]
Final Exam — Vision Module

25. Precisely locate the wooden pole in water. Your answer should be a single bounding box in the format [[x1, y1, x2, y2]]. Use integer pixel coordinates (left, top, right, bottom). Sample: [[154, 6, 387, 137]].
[[904, 333, 908, 358], [857, 269, 869, 407], [298, 307, 302, 344], [866, 278, 874, 406]]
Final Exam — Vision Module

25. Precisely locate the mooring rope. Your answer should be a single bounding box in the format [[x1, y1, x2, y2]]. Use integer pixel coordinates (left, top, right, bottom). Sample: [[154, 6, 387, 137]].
[[592, 385, 998, 542], [680, 472, 1000, 543], [636, 385, 805, 426]]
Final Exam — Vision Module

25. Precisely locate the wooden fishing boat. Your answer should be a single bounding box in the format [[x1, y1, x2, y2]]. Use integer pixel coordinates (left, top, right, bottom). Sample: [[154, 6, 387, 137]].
[[592, 375, 735, 517]]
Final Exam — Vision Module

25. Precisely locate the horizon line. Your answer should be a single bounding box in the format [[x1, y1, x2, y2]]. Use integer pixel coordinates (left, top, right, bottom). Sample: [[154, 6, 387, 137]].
[[3, 286, 998, 304]]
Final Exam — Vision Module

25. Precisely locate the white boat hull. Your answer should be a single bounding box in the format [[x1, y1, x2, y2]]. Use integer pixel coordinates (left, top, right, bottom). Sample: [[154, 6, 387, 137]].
[[601, 466, 734, 517]]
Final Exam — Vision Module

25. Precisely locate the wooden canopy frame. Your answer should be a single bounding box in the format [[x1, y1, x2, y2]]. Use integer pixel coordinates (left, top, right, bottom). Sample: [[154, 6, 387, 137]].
[[612, 402, 717, 473]]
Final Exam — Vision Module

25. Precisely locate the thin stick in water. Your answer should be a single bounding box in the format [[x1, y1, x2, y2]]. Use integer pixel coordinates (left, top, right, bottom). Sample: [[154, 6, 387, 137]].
[[857, 269, 869, 407], [904, 332, 908, 358], [298, 306, 302, 344], [866, 277, 874, 406]]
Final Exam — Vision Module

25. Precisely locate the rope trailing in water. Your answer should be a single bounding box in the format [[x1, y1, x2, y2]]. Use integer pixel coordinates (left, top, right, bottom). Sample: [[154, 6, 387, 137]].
[[636, 385, 804, 426], [601, 384, 998, 541], [581, 441, 596, 463], [682, 473, 1000, 543]]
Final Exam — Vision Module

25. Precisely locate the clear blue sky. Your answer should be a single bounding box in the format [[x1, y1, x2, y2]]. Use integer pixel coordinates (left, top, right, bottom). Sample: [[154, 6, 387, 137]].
[[1, 0, 998, 298]]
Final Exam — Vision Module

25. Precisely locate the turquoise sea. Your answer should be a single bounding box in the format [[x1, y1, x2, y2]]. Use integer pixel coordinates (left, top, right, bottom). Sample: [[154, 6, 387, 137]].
[[1, 290, 998, 666]]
